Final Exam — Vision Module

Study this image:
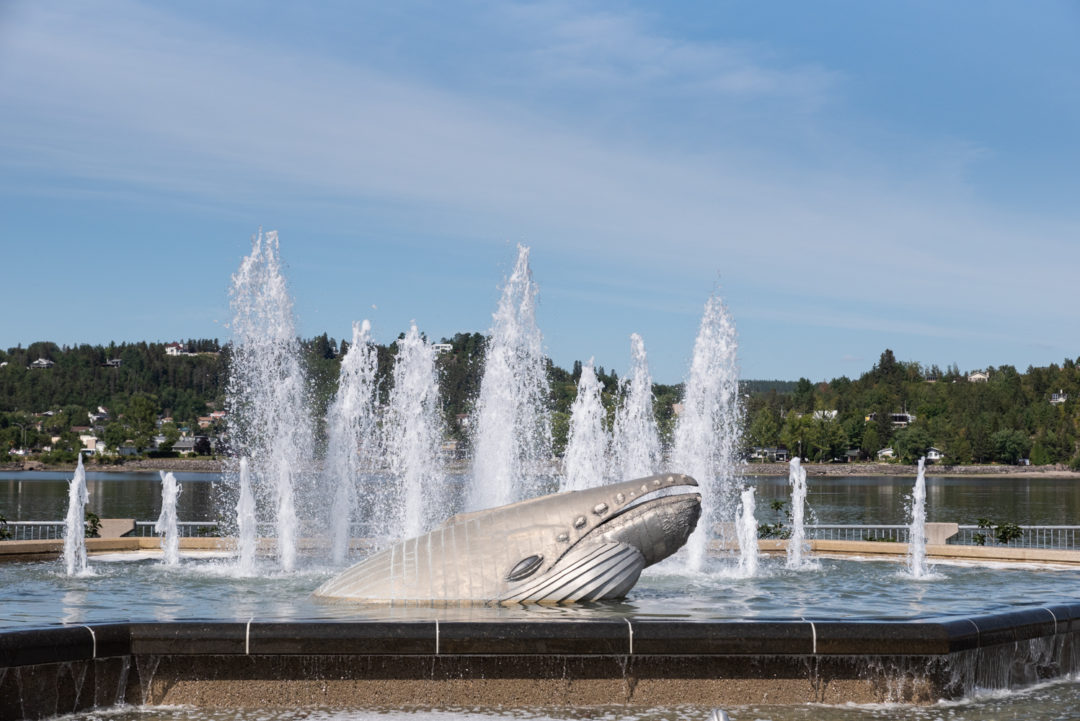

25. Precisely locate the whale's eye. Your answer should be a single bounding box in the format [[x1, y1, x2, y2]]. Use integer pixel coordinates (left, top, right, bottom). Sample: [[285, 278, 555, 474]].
[[506, 554, 544, 582]]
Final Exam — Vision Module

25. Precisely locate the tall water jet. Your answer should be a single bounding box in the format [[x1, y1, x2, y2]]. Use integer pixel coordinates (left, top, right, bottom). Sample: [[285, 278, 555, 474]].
[[63, 454, 89, 576], [908, 457, 930, 578], [155, 471, 182, 566], [786, 457, 813, 569], [469, 244, 551, 510], [561, 359, 609, 492], [672, 293, 741, 571], [226, 230, 314, 572], [611, 334, 662, 480], [382, 323, 446, 540], [735, 487, 759, 578], [324, 320, 380, 564], [236, 457, 257, 574]]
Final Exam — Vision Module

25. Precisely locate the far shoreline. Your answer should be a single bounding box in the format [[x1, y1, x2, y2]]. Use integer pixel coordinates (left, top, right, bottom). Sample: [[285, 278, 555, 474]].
[[3, 458, 1079, 480]]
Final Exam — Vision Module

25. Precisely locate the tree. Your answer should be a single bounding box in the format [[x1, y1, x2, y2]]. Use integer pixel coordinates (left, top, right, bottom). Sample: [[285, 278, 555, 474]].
[[747, 408, 780, 450], [159, 422, 181, 453], [991, 429, 1030, 465], [893, 426, 931, 464], [125, 393, 159, 452]]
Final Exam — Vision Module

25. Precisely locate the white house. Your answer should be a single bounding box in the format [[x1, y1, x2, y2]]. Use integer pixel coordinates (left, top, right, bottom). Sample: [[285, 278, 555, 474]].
[[432, 343, 453, 354], [967, 371, 990, 383], [29, 358, 54, 369], [877, 447, 896, 460], [165, 342, 186, 356], [926, 447, 945, 462], [1051, 390, 1068, 405]]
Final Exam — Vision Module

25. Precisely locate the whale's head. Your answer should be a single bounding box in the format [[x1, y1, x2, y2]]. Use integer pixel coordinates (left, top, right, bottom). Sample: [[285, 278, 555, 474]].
[[314, 474, 701, 605]]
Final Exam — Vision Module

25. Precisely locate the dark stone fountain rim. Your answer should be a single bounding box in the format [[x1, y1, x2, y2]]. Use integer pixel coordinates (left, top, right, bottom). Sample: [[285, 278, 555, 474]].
[[3, 602, 1080, 669]]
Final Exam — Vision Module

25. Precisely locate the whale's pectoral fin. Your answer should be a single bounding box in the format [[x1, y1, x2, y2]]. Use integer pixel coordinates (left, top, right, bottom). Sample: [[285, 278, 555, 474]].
[[497, 541, 646, 605]]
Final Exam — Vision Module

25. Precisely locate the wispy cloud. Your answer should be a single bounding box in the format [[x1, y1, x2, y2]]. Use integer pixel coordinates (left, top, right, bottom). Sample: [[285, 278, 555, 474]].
[[0, 1, 1076, 379]]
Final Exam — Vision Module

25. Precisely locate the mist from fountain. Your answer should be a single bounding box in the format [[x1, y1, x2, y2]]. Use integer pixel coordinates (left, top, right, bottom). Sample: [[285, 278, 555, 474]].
[[735, 487, 759, 578], [383, 323, 447, 539], [63, 454, 89, 577], [155, 471, 182, 566], [561, 359, 609, 492], [672, 293, 741, 571], [236, 457, 257, 574], [226, 230, 314, 572], [469, 244, 551, 510], [908, 457, 930, 578], [611, 334, 662, 480], [325, 321, 380, 564], [785, 457, 816, 570]]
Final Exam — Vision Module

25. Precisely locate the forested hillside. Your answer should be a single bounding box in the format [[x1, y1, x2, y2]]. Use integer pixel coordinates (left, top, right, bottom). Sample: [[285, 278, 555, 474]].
[[2, 339, 1078, 468]]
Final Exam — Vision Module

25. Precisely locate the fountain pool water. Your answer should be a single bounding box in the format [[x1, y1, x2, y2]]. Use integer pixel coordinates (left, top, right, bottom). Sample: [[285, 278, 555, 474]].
[[5, 550, 1080, 628]]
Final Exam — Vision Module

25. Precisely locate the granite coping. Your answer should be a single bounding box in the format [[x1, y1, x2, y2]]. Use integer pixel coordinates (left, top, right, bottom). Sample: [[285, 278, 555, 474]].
[[3, 602, 1079, 669]]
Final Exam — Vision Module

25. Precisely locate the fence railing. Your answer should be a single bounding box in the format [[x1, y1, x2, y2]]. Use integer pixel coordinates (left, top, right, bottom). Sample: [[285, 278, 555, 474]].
[[6, 521, 1080, 551], [952, 525, 1080, 550], [804, 524, 911, 543]]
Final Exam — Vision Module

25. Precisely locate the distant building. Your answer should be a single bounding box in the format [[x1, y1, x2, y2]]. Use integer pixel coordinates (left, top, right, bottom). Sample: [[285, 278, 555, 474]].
[[877, 447, 896, 460], [926, 447, 945, 462], [1051, 390, 1068, 405], [209, 411, 226, 421], [864, 412, 916, 427], [967, 371, 990, 383], [432, 343, 453, 354], [104, 358, 122, 367], [811, 410, 838, 421], [165, 342, 186, 356], [29, 358, 54, 369]]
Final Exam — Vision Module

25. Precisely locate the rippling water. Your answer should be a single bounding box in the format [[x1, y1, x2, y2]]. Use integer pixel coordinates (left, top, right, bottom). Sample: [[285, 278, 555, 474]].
[[4, 552, 1079, 628]]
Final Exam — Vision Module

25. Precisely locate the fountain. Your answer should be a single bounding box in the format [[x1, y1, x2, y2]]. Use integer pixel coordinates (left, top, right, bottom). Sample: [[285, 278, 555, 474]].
[[62, 453, 89, 577], [154, 471, 182, 566], [235, 457, 257, 574], [672, 292, 741, 571], [225, 230, 314, 572], [908, 457, 930, 578], [324, 320, 380, 563], [735, 486, 759, 577], [468, 244, 551, 510], [611, 333, 662, 480], [5, 238, 1080, 720], [382, 322, 446, 539], [785, 457, 815, 570], [561, 359, 609, 492]]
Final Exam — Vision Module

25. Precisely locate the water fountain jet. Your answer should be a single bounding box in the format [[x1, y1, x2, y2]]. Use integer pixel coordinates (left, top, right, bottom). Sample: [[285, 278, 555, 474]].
[[63, 454, 89, 576], [155, 471, 182, 566], [611, 333, 662, 480], [561, 359, 609, 492]]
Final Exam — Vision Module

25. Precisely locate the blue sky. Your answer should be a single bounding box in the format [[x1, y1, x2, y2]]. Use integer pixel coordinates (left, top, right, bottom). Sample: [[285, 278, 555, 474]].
[[1, 1, 1077, 383]]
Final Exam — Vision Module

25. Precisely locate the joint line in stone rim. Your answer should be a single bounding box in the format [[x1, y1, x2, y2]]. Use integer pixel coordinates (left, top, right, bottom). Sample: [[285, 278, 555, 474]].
[[435, 619, 439, 655], [83, 625, 96, 659], [809, 621, 816, 654], [625, 618, 633, 655], [245, 618, 253, 655], [1044, 607, 1058, 634]]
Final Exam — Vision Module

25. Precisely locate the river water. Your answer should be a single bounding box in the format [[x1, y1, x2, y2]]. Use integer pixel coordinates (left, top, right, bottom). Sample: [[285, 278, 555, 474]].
[[1, 471, 1077, 525]]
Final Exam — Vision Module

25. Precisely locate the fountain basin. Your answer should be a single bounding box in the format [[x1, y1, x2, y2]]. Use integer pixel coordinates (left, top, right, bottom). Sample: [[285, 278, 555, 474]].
[[3, 607, 1080, 719]]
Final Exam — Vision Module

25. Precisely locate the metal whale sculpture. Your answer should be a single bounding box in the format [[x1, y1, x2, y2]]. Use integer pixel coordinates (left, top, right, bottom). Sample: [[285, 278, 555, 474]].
[[314, 473, 701, 605]]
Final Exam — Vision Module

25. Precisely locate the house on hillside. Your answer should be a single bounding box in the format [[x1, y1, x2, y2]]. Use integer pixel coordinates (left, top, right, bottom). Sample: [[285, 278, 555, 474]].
[[967, 370, 990, 383], [165, 342, 186, 356], [877, 447, 896, 460], [1051, 390, 1068, 405], [926, 447, 945, 462], [432, 343, 453, 354], [29, 358, 54, 369], [104, 358, 122, 367]]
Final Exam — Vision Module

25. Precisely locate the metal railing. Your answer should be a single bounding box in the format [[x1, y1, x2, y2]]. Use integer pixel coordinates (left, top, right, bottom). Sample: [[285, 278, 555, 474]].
[[5, 520, 1080, 551], [132, 521, 221, 538], [953, 525, 1080, 550], [805, 524, 911, 543], [4, 521, 67, 541]]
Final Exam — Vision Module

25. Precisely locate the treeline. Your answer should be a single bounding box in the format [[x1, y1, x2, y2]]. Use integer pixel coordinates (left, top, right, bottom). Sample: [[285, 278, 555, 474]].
[[3, 339, 1078, 467], [745, 349, 1080, 467]]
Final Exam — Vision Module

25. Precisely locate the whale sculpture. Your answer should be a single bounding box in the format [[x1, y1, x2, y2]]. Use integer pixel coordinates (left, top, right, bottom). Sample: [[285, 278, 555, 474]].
[[314, 473, 701, 605]]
